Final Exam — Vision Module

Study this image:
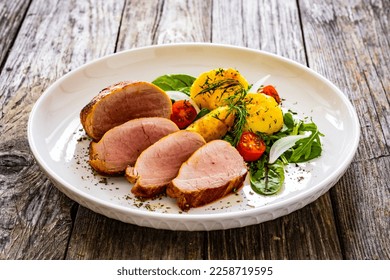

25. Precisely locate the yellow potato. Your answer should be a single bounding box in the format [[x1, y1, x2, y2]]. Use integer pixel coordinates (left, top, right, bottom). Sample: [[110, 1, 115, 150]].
[[186, 106, 235, 142], [244, 93, 283, 134], [190, 68, 249, 110]]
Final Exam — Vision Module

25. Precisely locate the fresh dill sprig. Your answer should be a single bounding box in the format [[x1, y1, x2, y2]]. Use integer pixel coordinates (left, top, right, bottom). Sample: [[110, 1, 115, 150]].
[[194, 79, 241, 98], [225, 87, 249, 146], [194, 75, 250, 147]]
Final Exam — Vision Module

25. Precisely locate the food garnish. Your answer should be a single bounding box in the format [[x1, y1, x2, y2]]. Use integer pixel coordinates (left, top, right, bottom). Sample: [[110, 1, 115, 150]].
[[189, 68, 249, 110], [258, 85, 281, 104], [186, 106, 235, 142], [268, 134, 308, 164], [154, 68, 324, 196], [244, 93, 283, 135], [170, 100, 197, 129], [82, 67, 324, 210], [236, 131, 266, 162], [152, 74, 195, 95], [249, 158, 285, 195]]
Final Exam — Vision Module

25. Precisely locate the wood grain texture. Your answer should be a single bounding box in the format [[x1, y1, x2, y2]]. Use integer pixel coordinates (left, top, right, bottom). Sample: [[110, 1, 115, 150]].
[[0, 0, 31, 68], [0, 0, 125, 259], [299, 0, 390, 259], [67, 207, 205, 260], [117, 0, 211, 49], [331, 158, 390, 259], [299, 0, 390, 161], [207, 194, 341, 259]]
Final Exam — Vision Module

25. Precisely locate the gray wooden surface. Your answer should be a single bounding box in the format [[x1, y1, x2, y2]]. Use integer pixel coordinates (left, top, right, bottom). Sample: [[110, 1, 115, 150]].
[[0, 0, 388, 260]]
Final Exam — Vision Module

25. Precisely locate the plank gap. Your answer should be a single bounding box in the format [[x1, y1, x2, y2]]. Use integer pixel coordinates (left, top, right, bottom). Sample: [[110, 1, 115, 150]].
[[209, 0, 214, 42], [113, 0, 128, 53], [0, 0, 33, 73], [63, 203, 79, 260], [296, 0, 309, 66], [329, 191, 347, 260], [151, 0, 165, 45]]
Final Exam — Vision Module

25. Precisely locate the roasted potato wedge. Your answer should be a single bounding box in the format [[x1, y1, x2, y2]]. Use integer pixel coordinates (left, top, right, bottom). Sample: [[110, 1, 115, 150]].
[[190, 68, 249, 110], [244, 93, 283, 134], [186, 106, 235, 142]]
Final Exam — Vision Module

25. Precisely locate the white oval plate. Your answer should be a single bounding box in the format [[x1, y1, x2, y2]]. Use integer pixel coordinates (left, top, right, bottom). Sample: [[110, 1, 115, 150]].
[[28, 43, 360, 231]]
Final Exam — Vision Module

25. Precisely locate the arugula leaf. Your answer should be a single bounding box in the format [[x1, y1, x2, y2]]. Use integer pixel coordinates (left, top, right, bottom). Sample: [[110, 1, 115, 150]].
[[268, 134, 308, 164], [261, 113, 324, 164], [283, 112, 295, 130], [287, 122, 323, 162], [249, 158, 285, 195], [248, 112, 324, 196], [152, 74, 196, 95]]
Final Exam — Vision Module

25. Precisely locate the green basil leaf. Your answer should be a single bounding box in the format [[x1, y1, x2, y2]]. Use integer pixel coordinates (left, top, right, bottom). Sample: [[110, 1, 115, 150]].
[[250, 158, 285, 195], [152, 74, 196, 95]]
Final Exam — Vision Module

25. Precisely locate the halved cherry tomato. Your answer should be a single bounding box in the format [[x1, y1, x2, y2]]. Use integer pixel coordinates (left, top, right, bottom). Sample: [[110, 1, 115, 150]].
[[170, 100, 197, 129], [236, 131, 266, 162], [258, 85, 281, 104]]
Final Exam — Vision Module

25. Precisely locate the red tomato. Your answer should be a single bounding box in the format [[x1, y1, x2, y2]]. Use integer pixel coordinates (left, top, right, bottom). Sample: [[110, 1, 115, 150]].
[[259, 85, 281, 104], [236, 132, 266, 162], [170, 100, 197, 129]]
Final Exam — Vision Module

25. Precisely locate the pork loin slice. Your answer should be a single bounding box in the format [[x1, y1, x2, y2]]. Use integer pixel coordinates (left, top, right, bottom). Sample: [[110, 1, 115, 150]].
[[80, 81, 172, 141], [166, 140, 248, 211], [89, 117, 179, 175], [126, 131, 206, 198]]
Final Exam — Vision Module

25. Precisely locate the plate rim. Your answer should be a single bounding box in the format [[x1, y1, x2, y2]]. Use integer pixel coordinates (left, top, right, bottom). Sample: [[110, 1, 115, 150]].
[[27, 42, 361, 229]]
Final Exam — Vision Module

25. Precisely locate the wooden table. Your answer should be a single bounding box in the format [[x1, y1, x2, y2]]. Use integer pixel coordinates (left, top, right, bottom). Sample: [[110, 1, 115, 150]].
[[0, 0, 389, 260]]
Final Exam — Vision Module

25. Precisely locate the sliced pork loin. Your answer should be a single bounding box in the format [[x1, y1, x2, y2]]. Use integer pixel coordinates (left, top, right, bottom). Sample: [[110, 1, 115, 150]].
[[126, 131, 206, 198], [80, 81, 172, 141], [166, 140, 248, 211], [89, 117, 179, 175]]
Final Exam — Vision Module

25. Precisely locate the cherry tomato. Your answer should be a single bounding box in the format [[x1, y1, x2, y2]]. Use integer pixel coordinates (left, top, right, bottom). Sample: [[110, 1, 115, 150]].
[[236, 131, 266, 162], [259, 85, 281, 104], [170, 100, 197, 129]]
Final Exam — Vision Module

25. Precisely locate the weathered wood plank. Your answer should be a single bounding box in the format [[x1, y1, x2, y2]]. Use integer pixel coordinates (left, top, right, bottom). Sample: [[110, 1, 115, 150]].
[[117, 0, 211, 48], [0, 0, 30, 68], [207, 0, 342, 260], [299, 0, 390, 259], [206, 195, 341, 259], [67, 208, 204, 260], [331, 158, 390, 259], [0, 0, 125, 259], [299, 0, 390, 161]]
